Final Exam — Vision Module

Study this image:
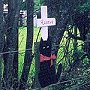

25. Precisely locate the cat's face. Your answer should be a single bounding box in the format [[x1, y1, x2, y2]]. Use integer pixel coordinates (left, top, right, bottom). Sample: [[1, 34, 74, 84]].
[[39, 38, 51, 57]]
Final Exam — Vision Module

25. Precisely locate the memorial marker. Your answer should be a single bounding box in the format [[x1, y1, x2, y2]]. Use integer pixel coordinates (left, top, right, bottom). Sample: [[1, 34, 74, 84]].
[[35, 6, 56, 41]]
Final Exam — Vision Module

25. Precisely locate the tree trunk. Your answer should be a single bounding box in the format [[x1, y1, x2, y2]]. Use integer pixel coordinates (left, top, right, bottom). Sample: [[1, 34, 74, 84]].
[[3, 0, 21, 89], [19, 0, 34, 89], [33, 42, 40, 88], [12, 0, 22, 89], [0, 0, 4, 89]]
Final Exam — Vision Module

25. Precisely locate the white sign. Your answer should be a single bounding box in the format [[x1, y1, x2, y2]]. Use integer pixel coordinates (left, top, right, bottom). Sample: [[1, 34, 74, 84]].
[[35, 6, 56, 41]]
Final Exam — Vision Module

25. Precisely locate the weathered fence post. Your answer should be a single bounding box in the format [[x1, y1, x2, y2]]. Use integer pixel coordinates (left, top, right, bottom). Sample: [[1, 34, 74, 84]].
[[34, 42, 41, 89], [73, 26, 78, 60], [0, 0, 4, 89], [0, 58, 2, 90]]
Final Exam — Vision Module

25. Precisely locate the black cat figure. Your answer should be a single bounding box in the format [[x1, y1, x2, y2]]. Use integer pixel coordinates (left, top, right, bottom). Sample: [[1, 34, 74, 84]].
[[38, 38, 62, 88]]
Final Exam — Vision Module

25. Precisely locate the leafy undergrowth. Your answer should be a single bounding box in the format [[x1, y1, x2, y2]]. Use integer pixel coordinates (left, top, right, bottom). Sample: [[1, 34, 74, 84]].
[[18, 27, 90, 90]]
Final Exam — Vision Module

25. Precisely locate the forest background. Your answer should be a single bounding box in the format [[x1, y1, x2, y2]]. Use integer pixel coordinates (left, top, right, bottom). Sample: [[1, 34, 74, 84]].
[[0, 0, 90, 90]]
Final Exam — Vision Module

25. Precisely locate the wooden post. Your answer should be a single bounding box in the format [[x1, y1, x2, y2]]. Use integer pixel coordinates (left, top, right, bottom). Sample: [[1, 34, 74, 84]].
[[0, 57, 2, 90], [73, 26, 78, 60], [0, 0, 4, 89], [34, 42, 41, 88]]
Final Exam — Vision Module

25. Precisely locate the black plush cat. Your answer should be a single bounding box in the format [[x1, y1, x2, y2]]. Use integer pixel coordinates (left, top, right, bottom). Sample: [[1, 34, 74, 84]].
[[38, 37, 62, 88]]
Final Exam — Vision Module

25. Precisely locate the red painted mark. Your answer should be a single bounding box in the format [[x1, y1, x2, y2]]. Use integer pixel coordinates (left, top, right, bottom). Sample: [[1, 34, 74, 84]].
[[41, 19, 53, 25]]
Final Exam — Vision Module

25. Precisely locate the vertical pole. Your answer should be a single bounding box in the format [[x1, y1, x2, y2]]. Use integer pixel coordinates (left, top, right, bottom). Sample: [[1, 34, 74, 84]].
[[73, 26, 78, 60], [41, 6, 48, 41], [34, 42, 40, 88], [0, 57, 2, 90], [0, 0, 3, 89]]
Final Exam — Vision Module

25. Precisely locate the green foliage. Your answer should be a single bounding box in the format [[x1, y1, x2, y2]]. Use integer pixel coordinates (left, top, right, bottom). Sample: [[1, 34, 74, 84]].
[[18, 27, 40, 82], [18, 27, 27, 79], [20, 0, 41, 12], [56, 29, 83, 70], [20, 1, 26, 10], [79, 0, 90, 12], [86, 32, 90, 40], [34, 0, 41, 13], [18, 27, 90, 89]]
